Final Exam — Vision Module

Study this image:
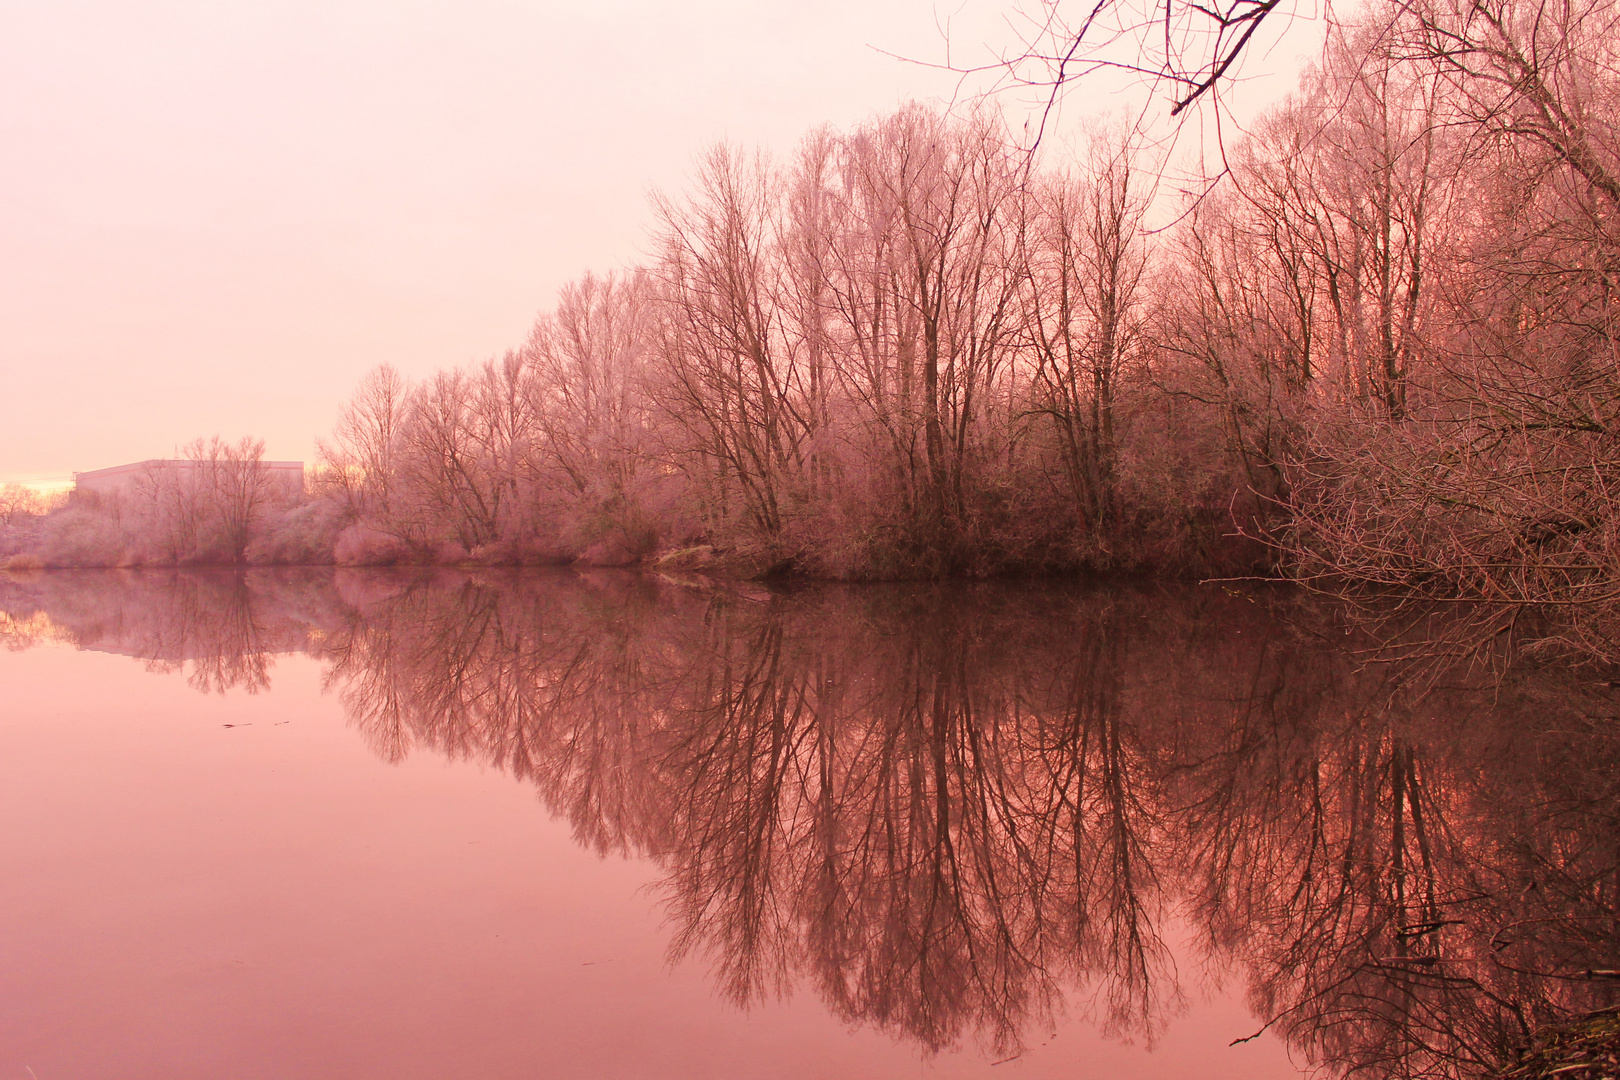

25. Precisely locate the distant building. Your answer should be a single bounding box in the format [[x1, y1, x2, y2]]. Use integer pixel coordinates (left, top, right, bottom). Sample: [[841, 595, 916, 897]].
[[74, 460, 305, 501]]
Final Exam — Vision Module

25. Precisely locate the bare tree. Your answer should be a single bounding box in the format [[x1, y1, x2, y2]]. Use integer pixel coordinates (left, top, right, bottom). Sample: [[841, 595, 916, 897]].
[[0, 483, 49, 527], [397, 370, 505, 553], [320, 364, 411, 531], [1268, 0, 1620, 661], [191, 436, 274, 564], [526, 271, 663, 557], [959, 0, 1296, 131], [1019, 131, 1150, 532], [804, 106, 1028, 565], [652, 145, 816, 545]]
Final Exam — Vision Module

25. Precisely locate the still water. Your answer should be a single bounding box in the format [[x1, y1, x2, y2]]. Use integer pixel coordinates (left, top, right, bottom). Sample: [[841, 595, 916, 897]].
[[0, 568, 1615, 1079]]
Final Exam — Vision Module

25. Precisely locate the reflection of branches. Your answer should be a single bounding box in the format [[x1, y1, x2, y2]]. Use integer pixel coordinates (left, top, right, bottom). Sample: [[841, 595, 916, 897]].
[[1164, 624, 1620, 1077], [315, 579, 1189, 1054], [316, 570, 685, 858], [16, 569, 1610, 1074], [0, 568, 317, 693], [645, 593, 1182, 1054], [315, 573, 1616, 1073], [172, 572, 275, 694]]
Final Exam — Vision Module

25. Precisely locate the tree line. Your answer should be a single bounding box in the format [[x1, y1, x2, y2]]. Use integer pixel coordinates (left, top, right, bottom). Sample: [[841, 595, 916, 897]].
[[3, 0, 1616, 660]]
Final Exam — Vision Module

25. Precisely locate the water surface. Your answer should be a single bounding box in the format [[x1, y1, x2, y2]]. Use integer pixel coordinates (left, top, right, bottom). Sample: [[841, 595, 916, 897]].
[[1, 568, 1615, 1079]]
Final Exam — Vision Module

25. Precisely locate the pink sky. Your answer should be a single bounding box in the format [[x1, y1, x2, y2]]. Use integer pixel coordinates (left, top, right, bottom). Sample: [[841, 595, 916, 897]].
[[0, 0, 1324, 486]]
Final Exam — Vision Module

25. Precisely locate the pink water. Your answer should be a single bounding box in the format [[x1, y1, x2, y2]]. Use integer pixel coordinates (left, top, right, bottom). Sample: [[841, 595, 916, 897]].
[[0, 643, 1301, 1080]]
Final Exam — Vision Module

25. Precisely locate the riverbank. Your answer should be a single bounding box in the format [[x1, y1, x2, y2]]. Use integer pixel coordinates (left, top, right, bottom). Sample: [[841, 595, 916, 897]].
[[1499, 1008, 1619, 1080]]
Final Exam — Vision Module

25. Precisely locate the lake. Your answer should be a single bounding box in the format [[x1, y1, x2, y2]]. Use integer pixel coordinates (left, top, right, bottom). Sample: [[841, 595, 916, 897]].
[[1, 568, 1615, 1079]]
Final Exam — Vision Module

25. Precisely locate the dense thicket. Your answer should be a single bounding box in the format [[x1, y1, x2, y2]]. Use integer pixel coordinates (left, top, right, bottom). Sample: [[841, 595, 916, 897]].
[[4, 0, 1617, 657], [303, 112, 1221, 579]]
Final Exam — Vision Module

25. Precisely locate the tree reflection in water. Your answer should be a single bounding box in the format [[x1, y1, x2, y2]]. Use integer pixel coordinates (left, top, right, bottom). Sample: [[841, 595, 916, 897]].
[[2, 567, 1615, 1077]]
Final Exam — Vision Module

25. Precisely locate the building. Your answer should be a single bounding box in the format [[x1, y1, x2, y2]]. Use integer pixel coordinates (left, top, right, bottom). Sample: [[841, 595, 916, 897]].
[[74, 460, 305, 501]]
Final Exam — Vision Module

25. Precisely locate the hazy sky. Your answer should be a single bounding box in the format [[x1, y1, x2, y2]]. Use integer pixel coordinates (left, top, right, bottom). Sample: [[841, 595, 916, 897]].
[[1, 0, 1324, 485]]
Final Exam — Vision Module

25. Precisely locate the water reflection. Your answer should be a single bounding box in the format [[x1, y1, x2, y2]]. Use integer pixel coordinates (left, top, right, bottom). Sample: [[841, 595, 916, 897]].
[[3, 567, 1616, 1077], [0, 568, 333, 693]]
